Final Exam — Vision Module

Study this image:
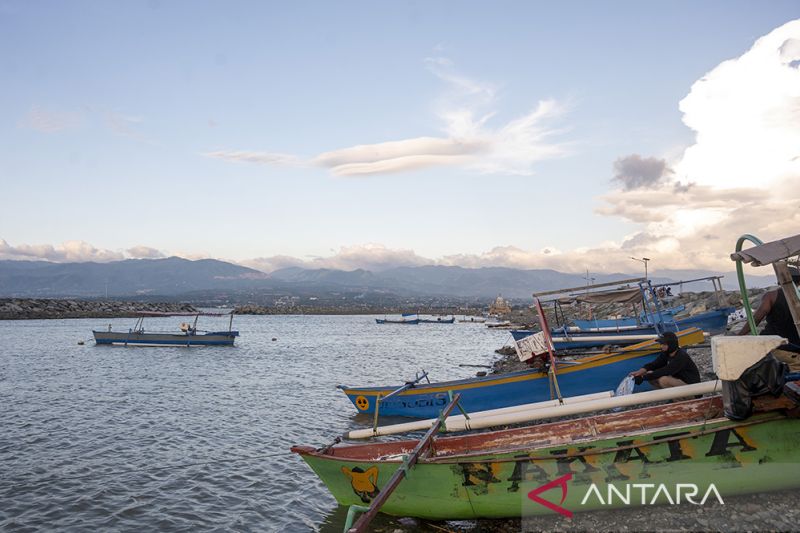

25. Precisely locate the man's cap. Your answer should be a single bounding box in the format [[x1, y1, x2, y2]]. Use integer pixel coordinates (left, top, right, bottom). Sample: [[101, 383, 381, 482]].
[[656, 331, 679, 344]]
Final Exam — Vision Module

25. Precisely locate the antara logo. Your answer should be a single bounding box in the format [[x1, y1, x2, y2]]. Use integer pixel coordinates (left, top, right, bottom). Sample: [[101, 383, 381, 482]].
[[527, 473, 573, 518], [527, 474, 724, 518]]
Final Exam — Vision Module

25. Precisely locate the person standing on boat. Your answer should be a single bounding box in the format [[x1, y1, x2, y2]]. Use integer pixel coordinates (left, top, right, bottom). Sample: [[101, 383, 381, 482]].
[[737, 265, 800, 353], [629, 331, 701, 389]]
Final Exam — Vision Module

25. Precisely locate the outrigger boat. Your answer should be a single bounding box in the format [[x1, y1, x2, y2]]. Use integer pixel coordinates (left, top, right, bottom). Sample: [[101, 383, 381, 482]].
[[339, 326, 704, 418], [294, 232, 800, 530], [375, 314, 419, 325], [418, 316, 455, 324], [511, 278, 734, 351], [92, 311, 238, 347], [571, 276, 734, 334]]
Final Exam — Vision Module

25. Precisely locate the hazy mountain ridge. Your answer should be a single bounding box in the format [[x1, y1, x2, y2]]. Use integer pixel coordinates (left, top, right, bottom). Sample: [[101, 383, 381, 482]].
[[0, 258, 777, 300]]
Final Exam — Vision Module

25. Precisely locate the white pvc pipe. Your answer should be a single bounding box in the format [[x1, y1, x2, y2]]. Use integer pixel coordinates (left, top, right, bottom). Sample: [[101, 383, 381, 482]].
[[347, 381, 721, 439], [552, 334, 657, 343], [565, 325, 651, 333], [346, 391, 613, 439]]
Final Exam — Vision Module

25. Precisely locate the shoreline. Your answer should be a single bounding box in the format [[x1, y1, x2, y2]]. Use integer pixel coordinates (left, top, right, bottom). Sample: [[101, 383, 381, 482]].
[[0, 298, 197, 320]]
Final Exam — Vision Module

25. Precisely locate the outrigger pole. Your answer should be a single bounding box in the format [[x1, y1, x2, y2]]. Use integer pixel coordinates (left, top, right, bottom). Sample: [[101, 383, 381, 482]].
[[345, 394, 463, 533]]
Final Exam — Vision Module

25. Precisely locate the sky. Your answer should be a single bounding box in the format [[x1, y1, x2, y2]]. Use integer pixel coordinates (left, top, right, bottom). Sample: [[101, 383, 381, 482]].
[[1, 1, 798, 276]]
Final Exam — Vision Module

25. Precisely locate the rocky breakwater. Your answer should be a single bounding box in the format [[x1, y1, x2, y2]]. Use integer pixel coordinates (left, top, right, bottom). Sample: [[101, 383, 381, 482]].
[[0, 299, 197, 320]]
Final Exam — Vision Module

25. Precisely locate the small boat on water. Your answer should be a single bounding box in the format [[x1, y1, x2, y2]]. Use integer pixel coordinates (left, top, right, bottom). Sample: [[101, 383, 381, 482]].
[[338, 327, 704, 418], [92, 311, 238, 347], [375, 314, 420, 325], [458, 315, 486, 323], [418, 315, 455, 324]]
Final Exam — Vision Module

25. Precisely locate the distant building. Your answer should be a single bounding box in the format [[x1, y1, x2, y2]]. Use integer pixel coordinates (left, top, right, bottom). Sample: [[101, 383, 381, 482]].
[[489, 294, 512, 315]]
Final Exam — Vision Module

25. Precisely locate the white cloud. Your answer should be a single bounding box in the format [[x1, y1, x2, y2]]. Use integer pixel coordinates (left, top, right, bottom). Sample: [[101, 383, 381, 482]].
[[0, 239, 124, 262], [675, 19, 800, 189], [243, 244, 431, 272], [126, 245, 165, 259], [596, 19, 800, 271], [18, 105, 82, 133], [204, 150, 302, 166], [205, 58, 570, 177]]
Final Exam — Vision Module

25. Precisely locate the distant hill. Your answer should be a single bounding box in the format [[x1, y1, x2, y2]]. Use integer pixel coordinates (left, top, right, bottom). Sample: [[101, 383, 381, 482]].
[[0, 257, 267, 297], [0, 258, 778, 300]]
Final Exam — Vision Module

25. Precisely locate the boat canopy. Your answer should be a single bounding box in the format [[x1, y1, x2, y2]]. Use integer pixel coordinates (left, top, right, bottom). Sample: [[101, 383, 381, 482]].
[[730, 233, 800, 266], [556, 286, 642, 305], [649, 275, 724, 288], [533, 277, 645, 298]]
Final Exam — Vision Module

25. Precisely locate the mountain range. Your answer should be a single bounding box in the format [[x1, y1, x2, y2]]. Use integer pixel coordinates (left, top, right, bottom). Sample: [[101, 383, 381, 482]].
[[0, 257, 777, 301]]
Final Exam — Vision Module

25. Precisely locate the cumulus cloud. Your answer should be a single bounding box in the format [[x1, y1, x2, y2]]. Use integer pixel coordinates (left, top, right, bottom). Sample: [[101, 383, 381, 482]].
[[0, 239, 124, 262], [597, 20, 800, 271], [126, 245, 165, 259], [242, 244, 431, 273], [612, 155, 673, 190], [205, 57, 569, 177], [675, 19, 800, 189], [18, 105, 82, 133]]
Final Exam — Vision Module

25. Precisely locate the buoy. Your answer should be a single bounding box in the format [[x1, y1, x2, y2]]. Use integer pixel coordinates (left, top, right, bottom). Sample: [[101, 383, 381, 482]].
[[272, 337, 277, 341], [77, 341, 85, 345]]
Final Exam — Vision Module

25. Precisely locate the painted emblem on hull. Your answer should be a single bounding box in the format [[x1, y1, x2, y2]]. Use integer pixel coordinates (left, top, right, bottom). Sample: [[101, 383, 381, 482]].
[[354, 395, 369, 410], [342, 466, 380, 503]]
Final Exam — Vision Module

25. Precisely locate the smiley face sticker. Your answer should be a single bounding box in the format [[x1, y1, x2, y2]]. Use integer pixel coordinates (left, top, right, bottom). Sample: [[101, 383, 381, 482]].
[[354, 395, 370, 411]]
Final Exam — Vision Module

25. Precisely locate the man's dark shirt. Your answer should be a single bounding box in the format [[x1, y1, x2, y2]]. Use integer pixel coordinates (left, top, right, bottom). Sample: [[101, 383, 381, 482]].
[[643, 347, 701, 384], [763, 289, 800, 346]]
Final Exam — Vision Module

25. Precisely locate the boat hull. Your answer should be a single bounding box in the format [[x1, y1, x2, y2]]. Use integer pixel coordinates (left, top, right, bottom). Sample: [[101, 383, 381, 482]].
[[340, 328, 705, 418], [294, 397, 800, 519], [375, 319, 419, 324], [92, 330, 238, 346]]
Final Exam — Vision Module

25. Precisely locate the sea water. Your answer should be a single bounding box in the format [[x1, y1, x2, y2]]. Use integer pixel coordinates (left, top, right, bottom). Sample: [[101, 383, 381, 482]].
[[0, 315, 507, 532]]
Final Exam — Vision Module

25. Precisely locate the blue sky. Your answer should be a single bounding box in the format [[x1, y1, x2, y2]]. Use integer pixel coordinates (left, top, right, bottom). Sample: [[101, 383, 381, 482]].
[[1, 2, 798, 274]]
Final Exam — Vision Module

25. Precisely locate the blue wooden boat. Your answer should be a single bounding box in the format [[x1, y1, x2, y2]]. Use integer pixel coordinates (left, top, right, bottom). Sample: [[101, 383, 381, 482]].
[[92, 311, 238, 347], [338, 327, 705, 418], [572, 306, 684, 329], [521, 276, 735, 350], [511, 325, 670, 351], [511, 306, 733, 351]]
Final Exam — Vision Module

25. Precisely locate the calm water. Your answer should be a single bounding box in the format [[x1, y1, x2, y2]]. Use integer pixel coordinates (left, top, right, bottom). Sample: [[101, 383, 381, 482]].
[[0, 315, 508, 532]]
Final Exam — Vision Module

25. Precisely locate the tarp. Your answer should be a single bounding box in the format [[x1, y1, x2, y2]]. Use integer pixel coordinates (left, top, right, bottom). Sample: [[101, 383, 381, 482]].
[[557, 287, 643, 305], [730, 234, 800, 266]]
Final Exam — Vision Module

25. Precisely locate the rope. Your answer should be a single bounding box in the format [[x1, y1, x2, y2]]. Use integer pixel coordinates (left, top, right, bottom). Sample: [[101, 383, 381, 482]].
[[2, 450, 294, 490]]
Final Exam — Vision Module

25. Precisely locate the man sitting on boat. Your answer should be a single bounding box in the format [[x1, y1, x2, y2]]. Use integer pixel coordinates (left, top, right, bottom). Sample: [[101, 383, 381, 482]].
[[737, 265, 800, 353], [629, 331, 701, 389]]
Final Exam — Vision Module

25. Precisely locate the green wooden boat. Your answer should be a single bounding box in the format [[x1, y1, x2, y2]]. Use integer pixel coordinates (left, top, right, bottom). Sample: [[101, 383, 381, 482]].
[[293, 392, 800, 519], [294, 232, 800, 527]]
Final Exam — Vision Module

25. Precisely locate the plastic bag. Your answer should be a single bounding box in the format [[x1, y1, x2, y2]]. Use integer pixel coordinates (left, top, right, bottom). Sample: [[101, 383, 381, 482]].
[[722, 353, 787, 420]]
